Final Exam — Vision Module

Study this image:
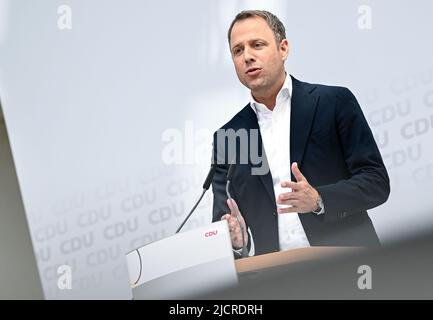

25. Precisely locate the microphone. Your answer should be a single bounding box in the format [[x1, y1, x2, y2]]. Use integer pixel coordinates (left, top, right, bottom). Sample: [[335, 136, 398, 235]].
[[134, 163, 216, 286], [175, 164, 216, 234], [202, 163, 217, 190], [225, 163, 248, 258]]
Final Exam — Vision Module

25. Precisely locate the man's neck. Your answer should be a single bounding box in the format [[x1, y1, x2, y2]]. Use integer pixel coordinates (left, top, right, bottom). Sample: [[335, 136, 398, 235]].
[[252, 72, 287, 111]]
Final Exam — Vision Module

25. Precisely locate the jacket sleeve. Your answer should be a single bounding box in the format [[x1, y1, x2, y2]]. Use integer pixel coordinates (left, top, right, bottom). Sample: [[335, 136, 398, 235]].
[[316, 87, 390, 223]]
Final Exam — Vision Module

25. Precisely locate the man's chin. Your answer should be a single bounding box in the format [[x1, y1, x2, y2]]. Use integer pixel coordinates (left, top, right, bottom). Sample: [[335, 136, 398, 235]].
[[248, 84, 268, 96], [245, 79, 264, 91]]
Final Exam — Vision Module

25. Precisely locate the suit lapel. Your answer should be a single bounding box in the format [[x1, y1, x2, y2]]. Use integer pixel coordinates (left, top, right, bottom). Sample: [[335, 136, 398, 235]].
[[237, 106, 276, 205], [235, 76, 319, 205], [290, 76, 319, 178]]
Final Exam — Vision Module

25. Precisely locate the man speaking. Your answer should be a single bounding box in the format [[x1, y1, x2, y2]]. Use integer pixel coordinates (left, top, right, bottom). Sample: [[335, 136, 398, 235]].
[[211, 10, 390, 257]]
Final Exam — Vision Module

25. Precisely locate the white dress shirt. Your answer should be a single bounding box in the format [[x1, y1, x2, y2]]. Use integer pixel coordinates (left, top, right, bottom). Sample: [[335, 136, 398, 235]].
[[250, 75, 311, 251]]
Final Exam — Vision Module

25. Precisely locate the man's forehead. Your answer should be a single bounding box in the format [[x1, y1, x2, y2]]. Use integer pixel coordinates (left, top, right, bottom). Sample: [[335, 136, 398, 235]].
[[230, 17, 273, 47]]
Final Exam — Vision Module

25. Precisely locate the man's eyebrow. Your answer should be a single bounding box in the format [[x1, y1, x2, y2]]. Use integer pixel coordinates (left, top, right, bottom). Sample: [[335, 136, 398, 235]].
[[231, 39, 267, 51], [250, 38, 267, 43]]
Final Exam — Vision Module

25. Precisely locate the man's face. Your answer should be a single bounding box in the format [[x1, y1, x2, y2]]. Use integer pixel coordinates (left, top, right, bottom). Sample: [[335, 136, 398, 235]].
[[230, 17, 289, 96]]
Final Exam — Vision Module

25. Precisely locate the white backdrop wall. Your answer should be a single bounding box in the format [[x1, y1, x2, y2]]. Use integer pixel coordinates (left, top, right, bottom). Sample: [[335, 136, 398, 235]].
[[0, 0, 432, 299]]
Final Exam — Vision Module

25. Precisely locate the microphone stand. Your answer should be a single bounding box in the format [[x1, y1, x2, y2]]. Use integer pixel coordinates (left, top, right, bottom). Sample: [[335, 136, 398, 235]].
[[175, 164, 216, 234]]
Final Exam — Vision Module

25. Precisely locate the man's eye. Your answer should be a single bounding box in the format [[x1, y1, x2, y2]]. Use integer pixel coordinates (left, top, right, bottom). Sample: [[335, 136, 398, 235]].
[[233, 48, 242, 55], [254, 43, 264, 48]]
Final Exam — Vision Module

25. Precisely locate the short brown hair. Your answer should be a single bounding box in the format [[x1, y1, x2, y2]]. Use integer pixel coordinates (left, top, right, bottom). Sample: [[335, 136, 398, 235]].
[[228, 10, 286, 45]]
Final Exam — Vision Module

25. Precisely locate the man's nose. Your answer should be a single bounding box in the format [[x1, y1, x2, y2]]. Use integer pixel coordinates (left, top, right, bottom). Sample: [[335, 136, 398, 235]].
[[243, 47, 255, 63]]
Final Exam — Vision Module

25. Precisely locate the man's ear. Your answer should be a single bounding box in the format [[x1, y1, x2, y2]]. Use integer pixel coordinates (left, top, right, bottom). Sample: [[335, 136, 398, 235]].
[[280, 39, 290, 61]]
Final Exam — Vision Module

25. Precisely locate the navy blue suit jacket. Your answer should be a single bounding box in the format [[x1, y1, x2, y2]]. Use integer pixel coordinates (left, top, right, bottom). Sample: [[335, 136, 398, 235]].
[[212, 76, 390, 255]]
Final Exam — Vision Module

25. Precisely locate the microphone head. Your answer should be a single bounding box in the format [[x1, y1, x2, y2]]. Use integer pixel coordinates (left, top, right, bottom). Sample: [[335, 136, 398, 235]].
[[202, 164, 216, 190]]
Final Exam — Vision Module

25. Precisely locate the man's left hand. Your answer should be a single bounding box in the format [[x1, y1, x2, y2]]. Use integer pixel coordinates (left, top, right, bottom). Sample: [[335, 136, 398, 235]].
[[277, 162, 320, 214]]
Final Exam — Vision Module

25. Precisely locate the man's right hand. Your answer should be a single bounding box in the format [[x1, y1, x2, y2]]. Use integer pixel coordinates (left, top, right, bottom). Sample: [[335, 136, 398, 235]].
[[221, 198, 248, 250]]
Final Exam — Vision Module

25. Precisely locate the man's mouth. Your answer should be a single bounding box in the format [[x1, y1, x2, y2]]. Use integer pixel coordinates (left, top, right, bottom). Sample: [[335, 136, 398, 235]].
[[246, 67, 262, 76]]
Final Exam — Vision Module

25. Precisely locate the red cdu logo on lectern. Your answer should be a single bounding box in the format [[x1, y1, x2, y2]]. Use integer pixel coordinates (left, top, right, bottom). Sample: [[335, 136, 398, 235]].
[[204, 230, 218, 238]]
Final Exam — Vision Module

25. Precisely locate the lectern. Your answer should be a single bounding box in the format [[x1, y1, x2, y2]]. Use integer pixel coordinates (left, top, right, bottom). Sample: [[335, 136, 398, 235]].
[[126, 220, 238, 299], [126, 218, 361, 300], [235, 246, 363, 274]]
